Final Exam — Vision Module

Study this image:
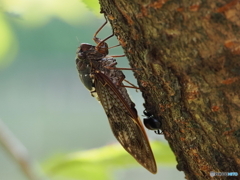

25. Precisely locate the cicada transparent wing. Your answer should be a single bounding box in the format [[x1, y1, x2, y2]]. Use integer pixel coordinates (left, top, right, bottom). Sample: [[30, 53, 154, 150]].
[[94, 72, 157, 174]]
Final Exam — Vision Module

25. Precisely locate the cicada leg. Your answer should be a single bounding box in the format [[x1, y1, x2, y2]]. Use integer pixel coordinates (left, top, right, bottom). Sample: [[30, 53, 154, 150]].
[[115, 74, 139, 90], [93, 15, 108, 44], [92, 15, 111, 55], [95, 33, 114, 55], [93, 16, 124, 56], [110, 55, 126, 58], [124, 79, 139, 89], [102, 62, 139, 89], [108, 44, 121, 49], [93, 16, 127, 58], [104, 66, 136, 71]]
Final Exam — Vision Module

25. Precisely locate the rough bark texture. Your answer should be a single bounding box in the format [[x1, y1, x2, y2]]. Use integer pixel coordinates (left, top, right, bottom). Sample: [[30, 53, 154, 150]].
[[98, 0, 240, 179]]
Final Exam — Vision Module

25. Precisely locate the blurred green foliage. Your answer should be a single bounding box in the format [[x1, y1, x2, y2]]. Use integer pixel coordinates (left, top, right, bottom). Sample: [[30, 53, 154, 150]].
[[0, 12, 18, 69], [43, 141, 176, 180], [82, 0, 101, 15]]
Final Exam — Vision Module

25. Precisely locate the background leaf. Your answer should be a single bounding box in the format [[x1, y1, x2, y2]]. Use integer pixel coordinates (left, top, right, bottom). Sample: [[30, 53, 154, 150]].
[[42, 141, 176, 180], [81, 0, 101, 15], [0, 12, 18, 69]]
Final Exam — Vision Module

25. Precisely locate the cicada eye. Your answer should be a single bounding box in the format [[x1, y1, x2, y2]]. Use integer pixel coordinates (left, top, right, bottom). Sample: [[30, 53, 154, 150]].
[[76, 45, 88, 60], [76, 60, 86, 71], [76, 52, 85, 61], [80, 43, 92, 52]]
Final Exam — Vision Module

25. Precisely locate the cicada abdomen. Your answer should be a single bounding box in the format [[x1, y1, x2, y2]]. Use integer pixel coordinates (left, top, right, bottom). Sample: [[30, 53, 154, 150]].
[[75, 16, 157, 174]]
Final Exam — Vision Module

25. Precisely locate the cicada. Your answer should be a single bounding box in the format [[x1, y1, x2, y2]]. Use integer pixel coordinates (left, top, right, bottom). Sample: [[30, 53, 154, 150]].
[[75, 16, 157, 174]]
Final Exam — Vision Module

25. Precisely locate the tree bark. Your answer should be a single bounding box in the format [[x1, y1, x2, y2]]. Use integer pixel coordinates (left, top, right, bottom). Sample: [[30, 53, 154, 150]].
[[98, 0, 240, 179]]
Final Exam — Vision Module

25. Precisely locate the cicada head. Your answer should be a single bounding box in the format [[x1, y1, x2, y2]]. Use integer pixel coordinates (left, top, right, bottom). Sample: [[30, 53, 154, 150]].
[[76, 43, 93, 60], [76, 43, 94, 91]]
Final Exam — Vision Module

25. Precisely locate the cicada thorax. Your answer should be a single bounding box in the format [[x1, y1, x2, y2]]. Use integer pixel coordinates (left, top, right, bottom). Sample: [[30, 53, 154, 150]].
[[76, 39, 134, 108], [92, 57, 138, 115], [76, 43, 106, 91], [93, 37, 109, 56]]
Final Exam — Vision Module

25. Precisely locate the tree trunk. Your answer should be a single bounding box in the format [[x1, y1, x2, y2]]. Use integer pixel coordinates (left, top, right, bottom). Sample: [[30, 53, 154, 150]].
[[98, 0, 240, 179]]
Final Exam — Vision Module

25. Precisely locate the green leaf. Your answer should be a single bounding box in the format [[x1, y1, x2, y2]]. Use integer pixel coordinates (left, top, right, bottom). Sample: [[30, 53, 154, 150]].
[[81, 0, 101, 15], [0, 12, 18, 69], [42, 141, 176, 180]]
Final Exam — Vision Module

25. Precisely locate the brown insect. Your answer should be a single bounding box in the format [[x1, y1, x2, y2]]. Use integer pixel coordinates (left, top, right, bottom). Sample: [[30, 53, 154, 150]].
[[75, 16, 157, 174]]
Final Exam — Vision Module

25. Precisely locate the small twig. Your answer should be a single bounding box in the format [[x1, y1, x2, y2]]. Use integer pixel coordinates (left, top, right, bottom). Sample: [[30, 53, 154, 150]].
[[0, 118, 46, 180]]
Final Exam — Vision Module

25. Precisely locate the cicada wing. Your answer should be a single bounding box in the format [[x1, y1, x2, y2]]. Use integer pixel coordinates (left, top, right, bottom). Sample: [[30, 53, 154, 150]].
[[94, 73, 157, 174]]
